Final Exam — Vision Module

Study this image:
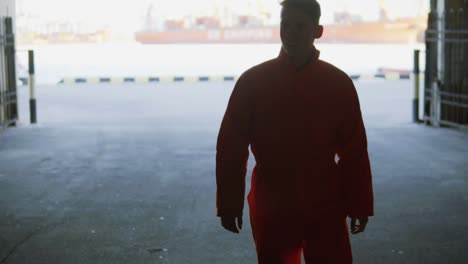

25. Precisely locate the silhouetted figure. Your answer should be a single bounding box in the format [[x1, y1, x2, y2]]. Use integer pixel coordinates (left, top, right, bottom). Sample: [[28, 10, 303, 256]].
[[216, 0, 374, 263]]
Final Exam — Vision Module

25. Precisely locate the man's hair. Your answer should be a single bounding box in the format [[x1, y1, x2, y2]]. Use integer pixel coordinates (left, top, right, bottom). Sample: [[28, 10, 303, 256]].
[[280, 0, 321, 24]]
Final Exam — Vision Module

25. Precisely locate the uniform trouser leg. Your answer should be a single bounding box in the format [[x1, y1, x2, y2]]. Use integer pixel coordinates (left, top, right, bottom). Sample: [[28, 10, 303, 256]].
[[250, 209, 352, 264], [303, 218, 352, 264], [249, 210, 303, 264]]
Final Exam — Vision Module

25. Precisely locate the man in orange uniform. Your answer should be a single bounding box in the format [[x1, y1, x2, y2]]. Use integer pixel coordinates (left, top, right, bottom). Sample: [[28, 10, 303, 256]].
[[216, 0, 374, 263]]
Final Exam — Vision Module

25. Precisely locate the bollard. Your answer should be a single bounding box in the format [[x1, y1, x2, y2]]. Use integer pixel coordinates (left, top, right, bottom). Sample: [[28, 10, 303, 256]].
[[28, 50, 37, 124], [413, 49, 420, 123]]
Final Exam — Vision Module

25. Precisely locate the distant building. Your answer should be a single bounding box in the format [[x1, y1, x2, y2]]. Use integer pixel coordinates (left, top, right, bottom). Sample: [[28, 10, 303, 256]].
[[0, 0, 15, 23]]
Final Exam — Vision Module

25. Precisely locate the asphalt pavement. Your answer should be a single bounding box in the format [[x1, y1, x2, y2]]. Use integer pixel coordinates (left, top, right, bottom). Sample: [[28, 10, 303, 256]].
[[0, 80, 467, 264]]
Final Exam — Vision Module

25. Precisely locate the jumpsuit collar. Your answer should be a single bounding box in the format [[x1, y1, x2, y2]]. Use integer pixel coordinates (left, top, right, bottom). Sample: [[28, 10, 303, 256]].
[[278, 45, 320, 72]]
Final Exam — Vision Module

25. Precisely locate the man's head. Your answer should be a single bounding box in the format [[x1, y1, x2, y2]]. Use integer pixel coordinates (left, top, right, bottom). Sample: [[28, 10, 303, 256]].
[[280, 0, 323, 57]]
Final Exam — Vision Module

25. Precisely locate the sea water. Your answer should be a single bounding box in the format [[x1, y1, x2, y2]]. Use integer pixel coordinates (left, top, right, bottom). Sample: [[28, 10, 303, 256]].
[[16, 42, 426, 85]]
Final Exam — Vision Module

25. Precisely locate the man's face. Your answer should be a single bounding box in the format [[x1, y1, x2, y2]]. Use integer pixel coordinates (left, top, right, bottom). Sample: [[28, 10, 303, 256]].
[[280, 7, 322, 57]]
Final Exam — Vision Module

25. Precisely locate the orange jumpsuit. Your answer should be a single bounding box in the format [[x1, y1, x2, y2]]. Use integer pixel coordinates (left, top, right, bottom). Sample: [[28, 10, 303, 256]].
[[216, 47, 374, 263]]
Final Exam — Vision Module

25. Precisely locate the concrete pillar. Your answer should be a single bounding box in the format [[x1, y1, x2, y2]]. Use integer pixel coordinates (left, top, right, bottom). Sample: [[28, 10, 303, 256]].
[[436, 0, 445, 83]]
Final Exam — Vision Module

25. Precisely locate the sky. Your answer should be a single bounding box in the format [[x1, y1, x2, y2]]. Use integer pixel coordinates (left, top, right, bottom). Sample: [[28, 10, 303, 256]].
[[17, 0, 429, 32]]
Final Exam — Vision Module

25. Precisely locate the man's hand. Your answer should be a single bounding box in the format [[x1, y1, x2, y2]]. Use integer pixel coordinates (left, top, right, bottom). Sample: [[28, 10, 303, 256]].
[[220, 215, 243, 234], [349, 216, 368, 234]]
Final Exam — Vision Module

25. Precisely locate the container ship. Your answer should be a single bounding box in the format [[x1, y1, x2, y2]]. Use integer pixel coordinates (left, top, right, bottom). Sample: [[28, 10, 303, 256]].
[[135, 2, 427, 44]]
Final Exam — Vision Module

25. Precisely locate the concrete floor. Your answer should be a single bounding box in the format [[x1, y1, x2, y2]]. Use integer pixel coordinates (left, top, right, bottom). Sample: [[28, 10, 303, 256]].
[[0, 80, 467, 263]]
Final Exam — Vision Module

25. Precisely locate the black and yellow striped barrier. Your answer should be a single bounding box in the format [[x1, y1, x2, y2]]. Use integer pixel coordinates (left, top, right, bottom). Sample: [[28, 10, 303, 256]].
[[374, 73, 411, 80], [373, 68, 425, 80], [57, 72, 424, 85], [58, 75, 239, 85], [352, 73, 424, 81], [344, 73, 417, 80]]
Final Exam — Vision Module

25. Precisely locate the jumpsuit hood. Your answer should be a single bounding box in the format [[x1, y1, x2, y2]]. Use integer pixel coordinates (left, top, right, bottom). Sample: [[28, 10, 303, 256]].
[[278, 45, 321, 71]]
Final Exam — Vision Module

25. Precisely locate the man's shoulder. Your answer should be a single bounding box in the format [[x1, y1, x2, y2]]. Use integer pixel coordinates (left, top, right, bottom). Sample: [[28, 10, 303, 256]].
[[316, 59, 352, 82], [239, 58, 280, 82], [314, 60, 356, 98]]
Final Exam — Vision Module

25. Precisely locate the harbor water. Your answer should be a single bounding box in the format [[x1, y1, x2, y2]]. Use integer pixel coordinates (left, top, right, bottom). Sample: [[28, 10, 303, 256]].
[[16, 43, 425, 85]]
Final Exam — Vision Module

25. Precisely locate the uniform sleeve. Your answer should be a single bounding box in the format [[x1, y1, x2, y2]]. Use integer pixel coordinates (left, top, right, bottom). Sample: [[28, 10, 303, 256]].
[[336, 79, 374, 217], [216, 74, 254, 217]]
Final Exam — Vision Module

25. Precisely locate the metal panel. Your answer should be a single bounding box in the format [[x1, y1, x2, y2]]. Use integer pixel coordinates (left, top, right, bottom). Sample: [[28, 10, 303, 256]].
[[424, 5, 468, 129], [0, 16, 17, 129]]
